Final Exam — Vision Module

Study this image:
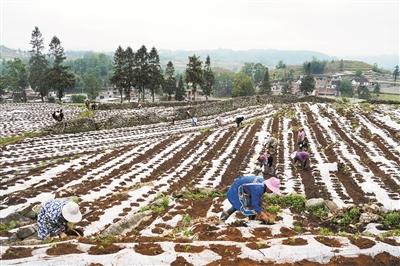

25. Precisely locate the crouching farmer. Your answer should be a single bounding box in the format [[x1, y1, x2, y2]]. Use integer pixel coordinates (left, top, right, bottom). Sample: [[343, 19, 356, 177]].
[[291, 151, 310, 170], [220, 176, 281, 223], [37, 200, 82, 240]]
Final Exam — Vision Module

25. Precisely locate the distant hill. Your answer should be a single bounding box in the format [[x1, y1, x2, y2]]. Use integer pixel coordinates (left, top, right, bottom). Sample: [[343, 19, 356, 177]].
[[1, 45, 397, 71], [159, 49, 332, 68], [0, 45, 29, 59]]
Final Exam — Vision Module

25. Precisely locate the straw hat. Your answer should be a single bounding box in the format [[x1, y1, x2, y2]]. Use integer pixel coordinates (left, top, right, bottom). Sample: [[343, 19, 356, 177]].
[[263, 177, 281, 195], [61, 202, 82, 223]]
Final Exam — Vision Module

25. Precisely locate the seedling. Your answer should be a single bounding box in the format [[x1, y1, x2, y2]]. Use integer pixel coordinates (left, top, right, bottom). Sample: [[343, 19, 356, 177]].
[[319, 227, 333, 236], [182, 214, 192, 226]]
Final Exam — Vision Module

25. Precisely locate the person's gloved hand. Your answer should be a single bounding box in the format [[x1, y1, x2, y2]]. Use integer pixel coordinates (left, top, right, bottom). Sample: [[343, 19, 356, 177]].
[[257, 211, 276, 223]]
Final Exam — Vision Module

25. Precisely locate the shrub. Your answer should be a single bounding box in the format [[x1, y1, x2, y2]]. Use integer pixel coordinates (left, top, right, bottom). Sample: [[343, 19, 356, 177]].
[[266, 205, 281, 214], [263, 193, 306, 212], [335, 207, 360, 225], [284, 194, 306, 211], [308, 205, 330, 220], [71, 94, 86, 103], [383, 212, 400, 229], [319, 227, 333, 236]]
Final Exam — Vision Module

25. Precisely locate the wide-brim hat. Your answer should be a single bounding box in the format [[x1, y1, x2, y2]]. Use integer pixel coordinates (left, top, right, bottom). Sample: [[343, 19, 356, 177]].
[[61, 201, 82, 223], [264, 177, 281, 195]]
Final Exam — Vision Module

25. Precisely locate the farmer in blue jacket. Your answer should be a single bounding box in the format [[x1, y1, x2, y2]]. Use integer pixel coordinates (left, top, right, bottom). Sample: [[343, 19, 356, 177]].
[[220, 176, 281, 222]]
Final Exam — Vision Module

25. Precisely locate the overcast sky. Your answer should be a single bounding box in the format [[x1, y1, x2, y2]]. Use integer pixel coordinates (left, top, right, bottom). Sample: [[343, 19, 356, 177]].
[[0, 0, 398, 56]]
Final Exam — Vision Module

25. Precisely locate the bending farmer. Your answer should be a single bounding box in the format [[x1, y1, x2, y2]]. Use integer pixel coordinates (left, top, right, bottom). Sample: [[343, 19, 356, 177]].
[[37, 199, 82, 240], [220, 176, 281, 223]]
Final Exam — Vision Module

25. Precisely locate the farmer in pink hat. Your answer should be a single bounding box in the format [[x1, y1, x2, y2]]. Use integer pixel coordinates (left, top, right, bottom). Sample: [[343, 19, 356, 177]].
[[220, 176, 281, 223], [37, 199, 82, 240]]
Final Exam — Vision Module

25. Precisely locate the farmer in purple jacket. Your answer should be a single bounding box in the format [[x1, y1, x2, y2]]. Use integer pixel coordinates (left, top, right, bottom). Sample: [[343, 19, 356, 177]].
[[291, 151, 310, 169], [220, 176, 281, 223]]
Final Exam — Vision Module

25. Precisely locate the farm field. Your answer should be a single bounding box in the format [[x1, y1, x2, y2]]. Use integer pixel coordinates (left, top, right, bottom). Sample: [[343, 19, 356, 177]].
[[1, 102, 400, 265]]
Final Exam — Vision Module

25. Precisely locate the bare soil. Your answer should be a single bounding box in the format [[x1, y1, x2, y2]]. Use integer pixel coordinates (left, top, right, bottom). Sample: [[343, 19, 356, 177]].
[[46, 243, 83, 255], [134, 243, 164, 256]]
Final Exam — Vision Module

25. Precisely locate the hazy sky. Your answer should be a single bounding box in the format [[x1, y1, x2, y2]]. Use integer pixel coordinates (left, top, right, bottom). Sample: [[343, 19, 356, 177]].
[[0, 0, 398, 56]]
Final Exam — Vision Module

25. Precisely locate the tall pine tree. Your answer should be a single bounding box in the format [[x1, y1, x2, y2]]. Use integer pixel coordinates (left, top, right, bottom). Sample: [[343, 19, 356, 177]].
[[110, 46, 126, 102], [29, 26, 49, 102], [124, 46, 135, 102], [134, 45, 149, 102], [163, 61, 176, 101], [259, 68, 271, 95], [148, 47, 162, 102], [175, 75, 185, 101], [185, 55, 203, 101], [202, 55, 215, 101], [47, 36, 75, 101]]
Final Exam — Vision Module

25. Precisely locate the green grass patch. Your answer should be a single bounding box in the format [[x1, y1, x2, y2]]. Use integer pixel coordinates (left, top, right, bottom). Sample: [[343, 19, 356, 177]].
[[140, 194, 170, 214], [263, 193, 306, 212], [182, 189, 224, 200], [198, 127, 210, 134], [380, 229, 400, 238], [79, 109, 95, 119], [374, 93, 400, 102], [0, 131, 47, 147], [0, 220, 19, 232], [319, 227, 334, 236]]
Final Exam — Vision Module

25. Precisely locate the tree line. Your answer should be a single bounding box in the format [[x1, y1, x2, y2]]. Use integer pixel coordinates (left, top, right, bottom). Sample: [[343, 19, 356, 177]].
[[0, 27, 75, 102], [110, 47, 216, 102]]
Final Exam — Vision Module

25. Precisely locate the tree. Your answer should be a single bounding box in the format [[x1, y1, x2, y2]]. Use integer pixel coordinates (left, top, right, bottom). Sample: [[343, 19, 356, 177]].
[[67, 52, 113, 89], [259, 68, 271, 95], [232, 72, 254, 97], [393, 65, 399, 82], [0, 75, 7, 97], [339, 59, 344, 71], [253, 63, 266, 86], [110, 46, 126, 102], [357, 85, 370, 99], [214, 71, 235, 97], [134, 45, 149, 102], [28, 26, 49, 102], [175, 75, 185, 101], [372, 63, 382, 73], [240, 62, 266, 86], [4, 59, 29, 102], [300, 75, 315, 95], [163, 61, 176, 100], [202, 55, 215, 101], [123, 46, 135, 102], [147, 47, 162, 102], [281, 81, 292, 95], [185, 55, 203, 101], [47, 36, 75, 101], [287, 69, 295, 82], [339, 79, 353, 97], [303, 58, 326, 74], [373, 83, 380, 96], [83, 74, 101, 100], [276, 60, 286, 69]]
